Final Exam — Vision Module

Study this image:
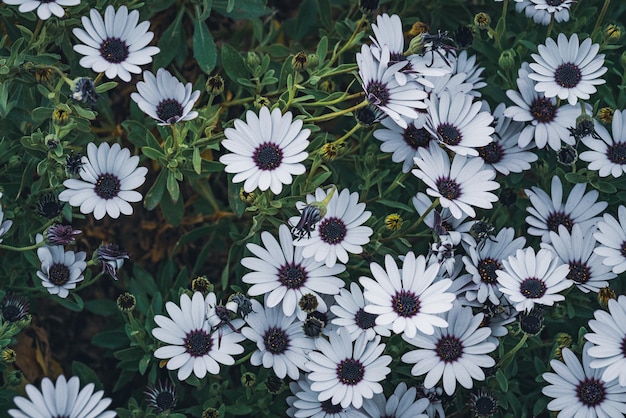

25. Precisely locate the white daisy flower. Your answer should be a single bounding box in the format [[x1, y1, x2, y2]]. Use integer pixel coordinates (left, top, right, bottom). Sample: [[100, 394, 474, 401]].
[[580, 110, 626, 178], [585, 295, 626, 386], [8, 375, 115, 418], [2, 0, 79, 20], [293, 187, 373, 268], [241, 298, 315, 380], [594, 205, 626, 274], [529, 34, 607, 106], [286, 377, 368, 418], [516, 0, 572, 25], [476, 102, 538, 175], [450, 50, 487, 96], [362, 382, 429, 418], [412, 141, 500, 220], [58, 142, 148, 220], [370, 13, 404, 61], [497, 247, 572, 312], [306, 329, 392, 409], [72, 6, 160, 82], [152, 292, 245, 381], [505, 62, 581, 150], [36, 241, 87, 299], [525, 175, 607, 243], [330, 282, 391, 342], [461, 227, 527, 305], [541, 224, 616, 293], [131, 68, 200, 125], [219, 106, 310, 195], [426, 90, 494, 156], [373, 115, 436, 173], [543, 341, 626, 417], [359, 251, 455, 338], [417, 386, 445, 418], [402, 304, 497, 396], [356, 44, 428, 129], [241, 224, 345, 317]]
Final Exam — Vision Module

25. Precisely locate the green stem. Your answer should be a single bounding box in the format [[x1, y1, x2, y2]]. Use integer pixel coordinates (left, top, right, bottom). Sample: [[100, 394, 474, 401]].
[[546, 14, 554, 39], [304, 92, 364, 108], [328, 14, 367, 67], [592, 0, 611, 37], [234, 351, 252, 365], [413, 198, 440, 231], [0, 241, 45, 252], [334, 124, 361, 146], [304, 100, 368, 123], [499, 333, 529, 367]]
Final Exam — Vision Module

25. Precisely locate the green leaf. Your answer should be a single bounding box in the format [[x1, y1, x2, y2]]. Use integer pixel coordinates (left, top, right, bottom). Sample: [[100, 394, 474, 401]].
[[317, 36, 328, 62], [154, 8, 185, 68], [71, 362, 103, 389], [377, 199, 413, 212], [94, 81, 117, 94], [222, 44, 249, 83], [92, 329, 129, 349], [55, 293, 83, 312], [138, 354, 151, 375], [213, 0, 271, 19], [160, 187, 184, 227], [84, 299, 118, 316], [564, 172, 588, 184], [141, 146, 166, 162], [192, 146, 202, 174], [193, 20, 217, 73], [496, 370, 509, 392], [145, 169, 167, 211], [166, 170, 180, 202]]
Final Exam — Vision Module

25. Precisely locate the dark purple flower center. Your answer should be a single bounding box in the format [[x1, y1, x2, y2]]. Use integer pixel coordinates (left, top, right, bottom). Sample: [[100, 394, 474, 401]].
[[546, 211, 574, 233], [403, 125, 432, 150], [391, 290, 420, 317], [530, 97, 557, 123], [478, 258, 501, 284], [320, 399, 343, 413], [519, 278, 547, 298], [253, 142, 283, 171], [568, 261, 590, 284], [100, 37, 129, 64], [437, 123, 462, 146], [435, 336, 463, 362], [184, 330, 212, 357], [621, 335, 626, 357], [48, 263, 70, 286], [318, 217, 347, 244], [554, 63, 582, 88], [278, 262, 307, 289], [607, 143, 626, 165], [354, 308, 377, 330], [154, 391, 176, 412], [366, 81, 390, 106], [263, 326, 289, 354], [473, 394, 498, 415], [436, 178, 461, 200], [546, 0, 566, 5], [95, 173, 121, 200], [156, 99, 184, 123], [336, 358, 365, 385], [576, 378, 606, 406], [477, 142, 503, 164]]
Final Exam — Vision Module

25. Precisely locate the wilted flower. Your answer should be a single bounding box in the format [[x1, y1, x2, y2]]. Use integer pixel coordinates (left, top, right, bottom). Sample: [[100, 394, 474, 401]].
[[46, 224, 81, 245], [97, 243, 130, 280]]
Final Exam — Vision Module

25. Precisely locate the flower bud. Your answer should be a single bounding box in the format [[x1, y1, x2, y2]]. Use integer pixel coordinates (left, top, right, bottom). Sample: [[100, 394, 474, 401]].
[[205, 75, 224, 95], [292, 51, 308, 72], [498, 49, 516, 72], [605, 24, 621, 43], [117, 292, 136, 313], [474, 12, 491, 28], [246, 52, 261, 69]]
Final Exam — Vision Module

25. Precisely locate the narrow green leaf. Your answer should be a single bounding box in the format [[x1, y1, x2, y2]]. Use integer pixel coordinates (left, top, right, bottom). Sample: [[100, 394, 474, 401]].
[[154, 8, 185, 68], [222, 43, 249, 82], [166, 170, 180, 202], [94, 81, 117, 93], [193, 146, 202, 174], [141, 146, 166, 162], [193, 20, 217, 73], [496, 370, 509, 392], [145, 169, 167, 211]]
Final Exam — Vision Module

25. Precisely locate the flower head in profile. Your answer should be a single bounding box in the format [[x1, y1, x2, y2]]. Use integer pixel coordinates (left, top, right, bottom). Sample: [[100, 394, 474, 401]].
[[292, 188, 373, 268], [131, 68, 200, 125], [515, 0, 572, 25], [220, 106, 310, 195], [9, 375, 115, 418], [0, 294, 29, 323], [37, 241, 87, 299], [543, 342, 626, 417], [72, 5, 160, 82], [306, 329, 392, 409], [3, 0, 80, 20], [0, 193, 13, 243], [46, 224, 81, 246], [362, 382, 429, 418], [360, 251, 455, 338], [412, 142, 499, 220], [97, 243, 130, 280], [144, 380, 177, 414], [497, 247, 572, 312], [529, 34, 606, 105], [59, 142, 148, 220], [152, 292, 245, 381], [286, 377, 368, 418]]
